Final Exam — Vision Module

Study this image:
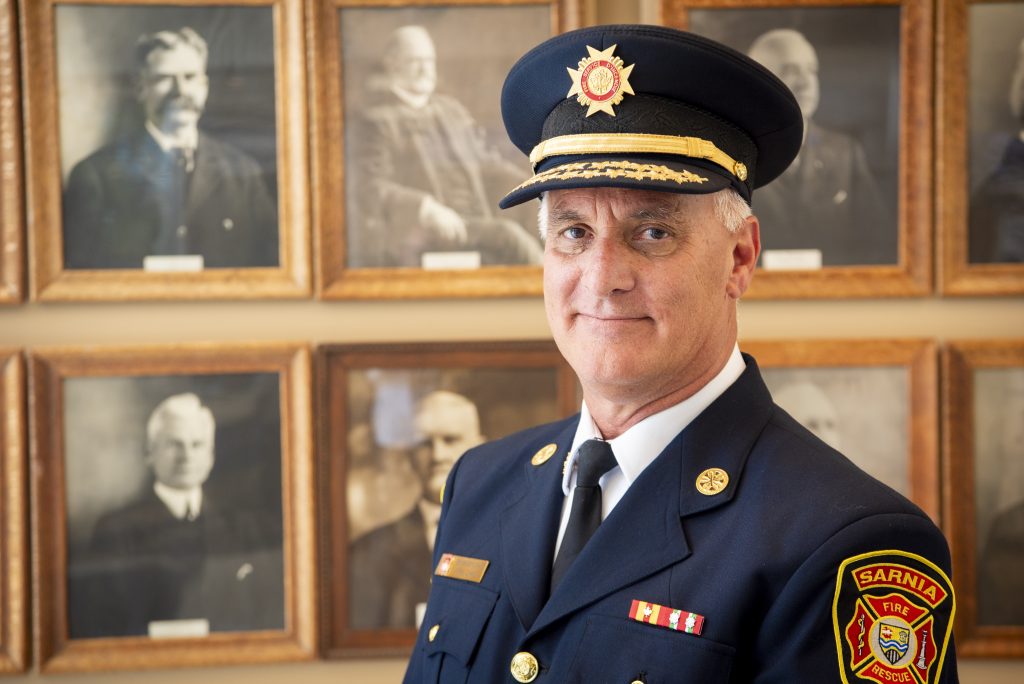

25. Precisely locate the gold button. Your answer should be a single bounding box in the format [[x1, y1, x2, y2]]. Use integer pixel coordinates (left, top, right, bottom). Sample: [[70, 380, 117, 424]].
[[531, 443, 557, 466], [696, 467, 729, 496], [510, 651, 539, 682], [428, 624, 440, 642]]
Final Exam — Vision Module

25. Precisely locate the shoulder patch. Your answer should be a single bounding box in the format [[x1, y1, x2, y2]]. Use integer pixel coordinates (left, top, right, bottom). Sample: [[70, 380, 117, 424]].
[[832, 550, 955, 684]]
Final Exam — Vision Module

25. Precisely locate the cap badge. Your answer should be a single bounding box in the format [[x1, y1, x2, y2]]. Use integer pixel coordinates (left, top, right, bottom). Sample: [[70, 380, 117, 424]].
[[567, 44, 634, 117]]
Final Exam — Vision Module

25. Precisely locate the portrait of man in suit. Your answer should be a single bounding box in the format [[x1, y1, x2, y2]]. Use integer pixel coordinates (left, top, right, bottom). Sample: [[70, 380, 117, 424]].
[[969, 34, 1024, 263], [67, 391, 284, 638], [349, 390, 485, 630], [345, 23, 542, 269], [746, 28, 891, 266], [61, 26, 278, 270]]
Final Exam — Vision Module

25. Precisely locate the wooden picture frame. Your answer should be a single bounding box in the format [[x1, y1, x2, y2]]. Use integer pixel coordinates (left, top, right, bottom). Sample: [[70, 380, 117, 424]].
[[23, 0, 310, 301], [29, 342, 316, 672], [942, 340, 1024, 656], [0, 0, 23, 304], [317, 341, 578, 655], [937, 0, 1024, 295], [659, 0, 934, 298], [742, 339, 940, 520], [0, 350, 27, 672], [309, 0, 579, 300]]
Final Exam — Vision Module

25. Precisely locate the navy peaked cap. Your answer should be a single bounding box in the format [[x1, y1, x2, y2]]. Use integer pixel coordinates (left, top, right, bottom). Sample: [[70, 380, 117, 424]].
[[498, 24, 803, 208]]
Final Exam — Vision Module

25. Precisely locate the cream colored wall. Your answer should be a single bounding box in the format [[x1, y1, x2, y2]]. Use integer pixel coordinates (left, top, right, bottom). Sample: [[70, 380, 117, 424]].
[[3, 0, 1023, 681]]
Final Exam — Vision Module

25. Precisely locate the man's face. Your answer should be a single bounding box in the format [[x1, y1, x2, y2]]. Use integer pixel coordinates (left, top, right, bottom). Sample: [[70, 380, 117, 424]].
[[412, 393, 483, 503], [542, 187, 757, 406], [388, 30, 437, 97], [147, 412, 215, 490], [756, 37, 820, 120], [137, 43, 209, 132]]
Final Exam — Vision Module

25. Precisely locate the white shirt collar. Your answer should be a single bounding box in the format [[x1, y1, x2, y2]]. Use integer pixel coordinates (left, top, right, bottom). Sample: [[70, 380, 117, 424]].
[[145, 119, 198, 153], [561, 345, 746, 496], [389, 84, 431, 110], [153, 482, 203, 521]]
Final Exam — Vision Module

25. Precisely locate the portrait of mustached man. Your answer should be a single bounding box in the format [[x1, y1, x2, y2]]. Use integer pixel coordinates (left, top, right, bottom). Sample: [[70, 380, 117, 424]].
[[61, 26, 278, 270]]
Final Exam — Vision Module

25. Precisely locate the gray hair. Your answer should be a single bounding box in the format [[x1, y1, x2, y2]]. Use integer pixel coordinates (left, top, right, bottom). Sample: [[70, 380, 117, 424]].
[[146, 392, 214, 447], [135, 27, 208, 72], [536, 188, 751, 240]]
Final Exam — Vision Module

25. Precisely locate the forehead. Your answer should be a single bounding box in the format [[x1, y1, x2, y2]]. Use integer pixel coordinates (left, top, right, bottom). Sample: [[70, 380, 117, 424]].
[[757, 38, 817, 68], [154, 411, 212, 436], [143, 44, 205, 73], [545, 187, 708, 219]]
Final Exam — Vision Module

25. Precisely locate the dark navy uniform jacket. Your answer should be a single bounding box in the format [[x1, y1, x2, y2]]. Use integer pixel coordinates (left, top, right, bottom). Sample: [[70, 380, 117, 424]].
[[403, 356, 957, 683]]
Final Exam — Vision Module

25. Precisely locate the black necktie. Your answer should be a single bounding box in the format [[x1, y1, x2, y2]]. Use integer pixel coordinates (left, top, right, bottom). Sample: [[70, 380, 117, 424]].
[[550, 439, 618, 592]]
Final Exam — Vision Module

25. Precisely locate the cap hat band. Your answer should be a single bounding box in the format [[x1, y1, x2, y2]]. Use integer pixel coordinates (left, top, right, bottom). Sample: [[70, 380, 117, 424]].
[[529, 132, 748, 182]]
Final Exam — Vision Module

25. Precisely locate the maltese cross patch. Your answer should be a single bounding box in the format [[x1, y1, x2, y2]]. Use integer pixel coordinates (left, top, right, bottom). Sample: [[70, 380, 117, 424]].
[[833, 550, 955, 684]]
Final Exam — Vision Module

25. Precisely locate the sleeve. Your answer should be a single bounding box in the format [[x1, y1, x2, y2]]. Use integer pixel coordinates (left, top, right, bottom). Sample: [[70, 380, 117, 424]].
[[61, 160, 107, 269], [754, 512, 958, 684]]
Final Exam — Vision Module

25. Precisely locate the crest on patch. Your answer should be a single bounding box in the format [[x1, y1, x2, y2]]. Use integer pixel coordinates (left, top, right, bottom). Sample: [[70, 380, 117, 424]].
[[833, 550, 955, 684]]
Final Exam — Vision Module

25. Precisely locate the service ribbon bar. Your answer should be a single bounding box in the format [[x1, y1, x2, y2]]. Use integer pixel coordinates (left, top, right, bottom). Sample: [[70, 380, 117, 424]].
[[628, 599, 704, 636]]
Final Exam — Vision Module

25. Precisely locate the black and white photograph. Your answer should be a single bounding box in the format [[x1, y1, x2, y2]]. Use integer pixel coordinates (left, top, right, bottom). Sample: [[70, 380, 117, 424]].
[[966, 2, 1024, 265], [761, 367, 909, 494], [319, 342, 576, 654], [971, 367, 1024, 627], [56, 5, 279, 271], [943, 340, 1024, 656], [312, 0, 568, 299], [686, 5, 899, 268], [745, 339, 939, 519], [341, 7, 547, 270], [24, 0, 310, 301], [63, 373, 285, 639], [30, 344, 317, 672]]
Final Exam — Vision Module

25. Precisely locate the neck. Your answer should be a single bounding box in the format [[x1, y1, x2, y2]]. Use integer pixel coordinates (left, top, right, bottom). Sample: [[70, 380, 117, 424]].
[[582, 341, 736, 439]]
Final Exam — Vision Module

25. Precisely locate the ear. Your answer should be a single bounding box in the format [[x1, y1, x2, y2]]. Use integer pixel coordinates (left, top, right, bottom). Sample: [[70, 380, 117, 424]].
[[726, 215, 760, 300]]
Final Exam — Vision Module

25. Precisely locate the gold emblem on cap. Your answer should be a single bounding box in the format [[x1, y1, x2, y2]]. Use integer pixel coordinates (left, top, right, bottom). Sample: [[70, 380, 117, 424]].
[[733, 161, 748, 182], [567, 44, 635, 117], [510, 652, 540, 682], [531, 443, 558, 466], [695, 467, 729, 496]]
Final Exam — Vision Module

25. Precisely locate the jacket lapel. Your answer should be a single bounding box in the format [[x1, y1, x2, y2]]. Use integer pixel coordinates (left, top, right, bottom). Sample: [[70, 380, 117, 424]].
[[528, 355, 776, 636], [499, 419, 578, 632]]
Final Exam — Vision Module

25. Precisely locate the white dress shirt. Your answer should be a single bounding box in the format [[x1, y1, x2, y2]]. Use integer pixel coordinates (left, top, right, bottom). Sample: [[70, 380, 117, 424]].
[[553, 345, 746, 558], [154, 481, 203, 521]]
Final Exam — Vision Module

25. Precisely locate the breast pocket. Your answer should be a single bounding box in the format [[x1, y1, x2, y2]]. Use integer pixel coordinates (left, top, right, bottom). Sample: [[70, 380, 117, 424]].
[[567, 615, 736, 684], [416, 579, 498, 684]]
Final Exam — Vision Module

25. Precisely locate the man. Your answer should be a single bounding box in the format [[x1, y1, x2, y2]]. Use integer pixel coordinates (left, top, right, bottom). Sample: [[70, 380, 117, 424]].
[[970, 35, 1024, 263], [747, 28, 892, 266], [403, 25, 956, 682], [68, 393, 283, 638], [349, 391, 484, 630], [347, 25, 542, 268], [62, 27, 278, 269]]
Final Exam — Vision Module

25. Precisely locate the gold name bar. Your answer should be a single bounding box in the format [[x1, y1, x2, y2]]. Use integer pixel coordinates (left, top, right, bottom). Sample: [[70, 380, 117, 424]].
[[529, 132, 747, 182]]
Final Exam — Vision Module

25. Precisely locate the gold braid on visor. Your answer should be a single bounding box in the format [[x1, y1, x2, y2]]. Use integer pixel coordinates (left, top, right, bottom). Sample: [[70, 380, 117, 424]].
[[529, 133, 748, 182]]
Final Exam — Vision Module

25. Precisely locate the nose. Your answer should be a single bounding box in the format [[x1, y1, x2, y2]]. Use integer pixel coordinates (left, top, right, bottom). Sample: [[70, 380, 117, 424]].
[[579, 235, 636, 296]]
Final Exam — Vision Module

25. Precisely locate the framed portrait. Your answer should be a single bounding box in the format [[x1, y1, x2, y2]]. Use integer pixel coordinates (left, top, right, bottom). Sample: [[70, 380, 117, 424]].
[[317, 341, 578, 655], [29, 343, 316, 671], [310, 0, 579, 299], [937, 0, 1024, 295], [742, 339, 940, 519], [0, 0, 22, 305], [943, 340, 1024, 655], [659, 0, 933, 298], [23, 0, 310, 301], [0, 351, 27, 672]]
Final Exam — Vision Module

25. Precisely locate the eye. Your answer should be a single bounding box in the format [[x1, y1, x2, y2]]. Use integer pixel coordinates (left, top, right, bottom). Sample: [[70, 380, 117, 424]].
[[561, 226, 588, 240], [638, 226, 671, 241]]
